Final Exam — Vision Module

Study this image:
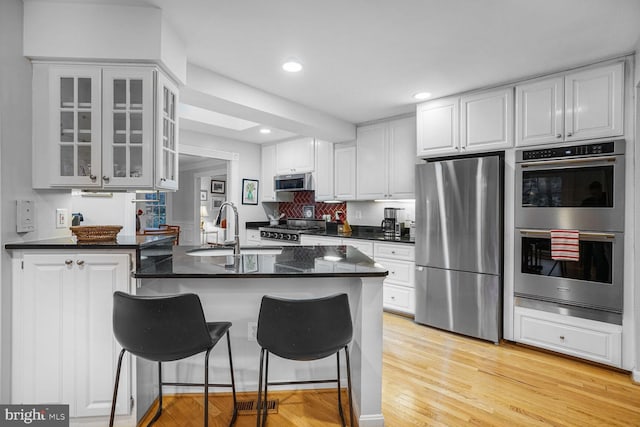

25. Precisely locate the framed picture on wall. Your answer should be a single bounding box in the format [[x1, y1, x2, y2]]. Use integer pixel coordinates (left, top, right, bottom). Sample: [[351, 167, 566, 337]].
[[211, 180, 226, 194], [242, 179, 259, 205]]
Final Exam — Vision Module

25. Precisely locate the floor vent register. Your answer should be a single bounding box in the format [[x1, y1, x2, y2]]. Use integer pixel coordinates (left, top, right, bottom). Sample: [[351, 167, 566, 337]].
[[236, 399, 279, 415]]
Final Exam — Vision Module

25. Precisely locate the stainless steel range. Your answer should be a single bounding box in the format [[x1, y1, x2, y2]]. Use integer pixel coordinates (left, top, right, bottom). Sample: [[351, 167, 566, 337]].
[[259, 219, 326, 245]]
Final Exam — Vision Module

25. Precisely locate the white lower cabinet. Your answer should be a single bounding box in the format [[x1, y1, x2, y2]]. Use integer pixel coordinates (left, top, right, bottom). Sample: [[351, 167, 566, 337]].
[[299, 235, 415, 315], [514, 306, 622, 368], [246, 229, 262, 246], [12, 252, 132, 419], [375, 243, 415, 315]]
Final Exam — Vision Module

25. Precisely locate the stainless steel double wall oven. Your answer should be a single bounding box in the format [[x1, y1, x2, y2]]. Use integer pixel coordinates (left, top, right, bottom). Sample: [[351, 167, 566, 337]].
[[515, 140, 625, 324]]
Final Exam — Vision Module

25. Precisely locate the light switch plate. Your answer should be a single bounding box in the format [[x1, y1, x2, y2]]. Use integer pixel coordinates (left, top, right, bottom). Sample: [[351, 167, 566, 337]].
[[56, 208, 68, 229], [16, 200, 35, 233]]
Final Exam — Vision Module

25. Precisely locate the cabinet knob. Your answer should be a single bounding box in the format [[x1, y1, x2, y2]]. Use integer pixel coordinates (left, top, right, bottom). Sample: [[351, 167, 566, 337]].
[[391, 250, 396, 254], [556, 134, 562, 139], [391, 271, 395, 275], [102, 176, 110, 182], [559, 335, 565, 340], [65, 259, 73, 265], [89, 174, 97, 181], [567, 132, 573, 137], [160, 178, 166, 182], [76, 260, 85, 266], [390, 296, 396, 300]]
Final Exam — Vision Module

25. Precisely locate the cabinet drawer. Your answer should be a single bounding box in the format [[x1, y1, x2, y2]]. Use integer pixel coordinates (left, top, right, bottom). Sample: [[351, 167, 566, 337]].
[[383, 283, 414, 314], [374, 243, 415, 261], [344, 239, 374, 257], [514, 307, 622, 367], [376, 258, 414, 287], [300, 235, 341, 246]]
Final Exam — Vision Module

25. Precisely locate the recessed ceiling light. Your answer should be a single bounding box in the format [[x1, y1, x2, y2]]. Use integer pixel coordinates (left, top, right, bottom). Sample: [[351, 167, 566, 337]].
[[282, 60, 303, 73], [259, 128, 272, 134], [413, 92, 432, 100]]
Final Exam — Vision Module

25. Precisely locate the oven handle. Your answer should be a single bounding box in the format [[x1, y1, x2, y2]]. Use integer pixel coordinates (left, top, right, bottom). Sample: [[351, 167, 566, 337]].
[[518, 229, 616, 239], [519, 156, 618, 168]]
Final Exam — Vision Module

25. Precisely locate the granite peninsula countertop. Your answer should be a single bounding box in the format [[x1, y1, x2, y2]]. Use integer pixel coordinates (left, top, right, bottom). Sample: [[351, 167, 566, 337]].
[[4, 234, 175, 250], [135, 245, 389, 279]]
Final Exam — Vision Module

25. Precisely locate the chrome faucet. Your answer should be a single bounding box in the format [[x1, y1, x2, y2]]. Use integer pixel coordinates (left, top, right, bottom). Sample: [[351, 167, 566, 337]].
[[214, 201, 240, 255]]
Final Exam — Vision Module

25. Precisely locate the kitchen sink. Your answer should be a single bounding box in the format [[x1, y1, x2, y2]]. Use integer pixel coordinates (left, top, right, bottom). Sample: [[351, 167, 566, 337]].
[[186, 246, 283, 256]]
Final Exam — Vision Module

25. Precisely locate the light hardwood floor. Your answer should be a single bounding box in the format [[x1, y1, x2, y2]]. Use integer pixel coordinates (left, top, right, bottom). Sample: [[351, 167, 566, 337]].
[[140, 313, 640, 426]]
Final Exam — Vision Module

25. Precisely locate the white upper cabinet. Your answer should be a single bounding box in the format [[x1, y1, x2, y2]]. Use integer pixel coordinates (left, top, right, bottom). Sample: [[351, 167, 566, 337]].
[[516, 62, 624, 146], [314, 139, 334, 201], [101, 67, 154, 188], [565, 62, 624, 142], [155, 72, 179, 190], [357, 116, 416, 200], [276, 137, 316, 174], [356, 123, 387, 200], [416, 96, 459, 156], [515, 77, 564, 146], [261, 144, 277, 202], [460, 87, 514, 151], [417, 88, 514, 157], [334, 144, 357, 200], [32, 62, 179, 190]]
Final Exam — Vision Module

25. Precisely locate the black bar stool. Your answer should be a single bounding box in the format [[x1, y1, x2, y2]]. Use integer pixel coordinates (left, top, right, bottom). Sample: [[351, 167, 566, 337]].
[[255, 293, 354, 427], [109, 291, 238, 427]]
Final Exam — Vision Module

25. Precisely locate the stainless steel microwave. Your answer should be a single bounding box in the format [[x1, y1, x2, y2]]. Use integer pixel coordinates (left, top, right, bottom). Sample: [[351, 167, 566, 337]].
[[274, 172, 313, 192]]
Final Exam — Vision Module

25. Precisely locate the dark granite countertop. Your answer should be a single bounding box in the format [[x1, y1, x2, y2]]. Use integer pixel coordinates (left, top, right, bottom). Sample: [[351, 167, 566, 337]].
[[5, 234, 175, 250], [135, 245, 388, 279], [302, 226, 415, 244]]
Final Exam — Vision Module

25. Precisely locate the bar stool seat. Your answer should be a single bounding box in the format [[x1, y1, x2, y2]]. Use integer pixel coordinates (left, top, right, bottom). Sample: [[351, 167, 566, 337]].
[[109, 291, 237, 427], [255, 293, 354, 427]]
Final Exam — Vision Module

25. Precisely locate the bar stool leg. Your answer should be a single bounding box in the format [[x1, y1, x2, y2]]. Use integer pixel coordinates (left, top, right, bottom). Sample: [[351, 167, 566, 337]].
[[336, 351, 346, 426], [109, 349, 126, 427], [204, 348, 213, 427], [226, 331, 238, 427], [147, 362, 163, 426], [345, 346, 354, 427], [261, 352, 270, 427], [256, 349, 266, 427]]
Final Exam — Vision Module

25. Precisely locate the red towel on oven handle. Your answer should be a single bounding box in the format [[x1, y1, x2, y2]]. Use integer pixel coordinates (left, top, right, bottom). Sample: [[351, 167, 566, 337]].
[[550, 229, 580, 261]]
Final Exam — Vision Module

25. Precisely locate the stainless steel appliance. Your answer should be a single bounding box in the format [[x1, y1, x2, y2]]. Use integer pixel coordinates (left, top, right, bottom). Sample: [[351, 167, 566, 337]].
[[516, 140, 624, 231], [274, 172, 313, 192], [415, 155, 503, 343], [514, 140, 625, 324], [259, 219, 326, 245], [381, 207, 401, 238]]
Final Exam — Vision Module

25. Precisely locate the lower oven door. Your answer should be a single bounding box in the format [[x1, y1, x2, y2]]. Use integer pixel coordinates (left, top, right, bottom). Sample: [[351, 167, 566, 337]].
[[515, 229, 623, 313]]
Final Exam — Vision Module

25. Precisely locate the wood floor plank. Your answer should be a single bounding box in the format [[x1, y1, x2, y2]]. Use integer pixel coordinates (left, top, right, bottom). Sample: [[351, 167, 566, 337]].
[[138, 313, 640, 426]]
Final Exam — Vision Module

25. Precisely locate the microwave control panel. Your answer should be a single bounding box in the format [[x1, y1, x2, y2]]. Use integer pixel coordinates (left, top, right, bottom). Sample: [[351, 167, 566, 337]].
[[522, 141, 615, 161]]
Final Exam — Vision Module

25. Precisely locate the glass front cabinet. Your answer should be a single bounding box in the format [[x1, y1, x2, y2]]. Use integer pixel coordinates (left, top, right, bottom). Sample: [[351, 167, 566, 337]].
[[32, 63, 179, 190]]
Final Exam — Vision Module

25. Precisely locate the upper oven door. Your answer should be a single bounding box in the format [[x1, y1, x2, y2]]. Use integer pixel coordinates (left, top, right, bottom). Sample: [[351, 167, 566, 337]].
[[515, 154, 624, 231], [515, 229, 623, 313]]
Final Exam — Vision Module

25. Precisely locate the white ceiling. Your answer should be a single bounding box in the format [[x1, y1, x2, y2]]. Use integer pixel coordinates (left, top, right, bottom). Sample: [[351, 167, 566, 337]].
[[136, 0, 640, 124], [34, 0, 640, 140]]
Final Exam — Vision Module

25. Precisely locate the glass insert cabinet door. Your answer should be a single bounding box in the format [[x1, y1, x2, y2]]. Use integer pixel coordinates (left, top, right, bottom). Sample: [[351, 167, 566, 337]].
[[102, 68, 154, 188], [155, 72, 179, 190], [49, 66, 102, 187]]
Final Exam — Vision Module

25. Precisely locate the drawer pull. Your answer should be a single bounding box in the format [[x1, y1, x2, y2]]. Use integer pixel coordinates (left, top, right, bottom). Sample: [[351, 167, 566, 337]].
[[64, 259, 73, 265], [391, 251, 396, 254], [391, 271, 396, 275], [390, 296, 396, 300], [559, 335, 565, 341], [76, 260, 85, 266]]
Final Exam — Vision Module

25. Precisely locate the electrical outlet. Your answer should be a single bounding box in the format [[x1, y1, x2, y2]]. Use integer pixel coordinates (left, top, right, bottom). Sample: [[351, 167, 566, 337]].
[[354, 210, 362, 219], [247, 321, 258, 342], [56, 208, 68, 229]]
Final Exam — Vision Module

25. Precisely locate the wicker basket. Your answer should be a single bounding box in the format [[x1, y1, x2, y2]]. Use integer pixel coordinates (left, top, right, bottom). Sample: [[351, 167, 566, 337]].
[[70, 225, 123, 242]]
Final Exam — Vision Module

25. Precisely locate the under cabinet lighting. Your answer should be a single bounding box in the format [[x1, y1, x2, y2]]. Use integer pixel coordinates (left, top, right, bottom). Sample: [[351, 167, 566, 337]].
[[322, 200, 344, 204], [374, 199, 416, 203], [259, 128, 272, 134]]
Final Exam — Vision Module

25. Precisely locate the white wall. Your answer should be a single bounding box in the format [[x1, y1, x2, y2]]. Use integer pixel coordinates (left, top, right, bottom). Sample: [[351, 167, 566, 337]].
[[0, 0, 73, 403], [70, 192, 136, 236], [180, 129, 266, 243]]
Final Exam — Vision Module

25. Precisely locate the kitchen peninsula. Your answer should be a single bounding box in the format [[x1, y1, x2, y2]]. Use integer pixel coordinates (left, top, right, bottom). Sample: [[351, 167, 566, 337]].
[[6, 238, 388, 427]]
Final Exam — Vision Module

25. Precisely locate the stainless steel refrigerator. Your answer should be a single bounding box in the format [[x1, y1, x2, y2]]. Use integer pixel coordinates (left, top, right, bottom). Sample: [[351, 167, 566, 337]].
[[415, 155, 503, 343]]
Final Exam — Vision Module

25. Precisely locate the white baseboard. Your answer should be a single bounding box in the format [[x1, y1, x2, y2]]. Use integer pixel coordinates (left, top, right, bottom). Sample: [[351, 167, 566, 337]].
[[632, 369, 640, 383], [358, 414, 385, 427]]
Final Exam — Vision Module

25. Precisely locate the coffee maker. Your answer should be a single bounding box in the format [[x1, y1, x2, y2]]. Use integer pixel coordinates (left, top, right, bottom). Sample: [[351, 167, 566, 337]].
[[381, 207, 402, 238]]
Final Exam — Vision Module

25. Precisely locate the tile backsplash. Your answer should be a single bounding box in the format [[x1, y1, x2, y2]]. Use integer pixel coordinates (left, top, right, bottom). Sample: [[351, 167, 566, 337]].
[[276, 191, 346, 220]]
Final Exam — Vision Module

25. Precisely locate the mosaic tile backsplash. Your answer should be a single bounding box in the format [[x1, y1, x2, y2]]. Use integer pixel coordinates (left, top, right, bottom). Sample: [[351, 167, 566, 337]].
[[277, 191, 347, 220]]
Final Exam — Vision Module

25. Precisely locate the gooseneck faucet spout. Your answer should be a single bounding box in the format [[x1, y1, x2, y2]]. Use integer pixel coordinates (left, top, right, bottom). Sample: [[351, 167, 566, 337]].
[[214, 201, 240, 255]]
